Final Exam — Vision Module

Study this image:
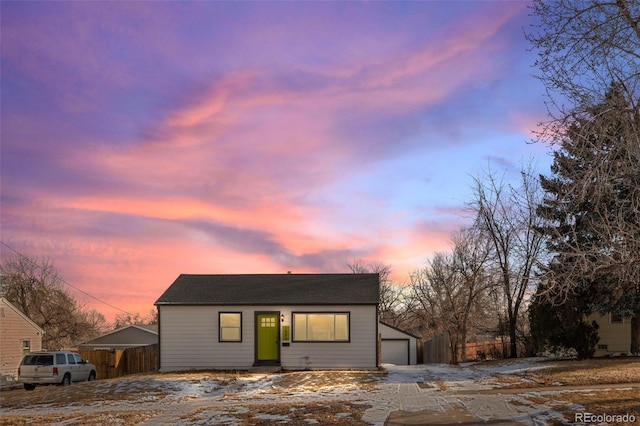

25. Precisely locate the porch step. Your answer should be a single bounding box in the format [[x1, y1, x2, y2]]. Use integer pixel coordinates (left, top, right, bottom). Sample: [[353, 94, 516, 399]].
[[249, 366, 282, 374]]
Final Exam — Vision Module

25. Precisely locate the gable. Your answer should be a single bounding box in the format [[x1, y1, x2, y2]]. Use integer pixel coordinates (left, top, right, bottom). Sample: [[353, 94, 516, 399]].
[[0, 297, 45, 334], [379, 322, 420, 339], [155, 274, 379, 306]]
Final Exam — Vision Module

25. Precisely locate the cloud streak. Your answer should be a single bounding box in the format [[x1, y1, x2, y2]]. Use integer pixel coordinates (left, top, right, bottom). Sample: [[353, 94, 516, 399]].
[[1, 1, 550, 321]]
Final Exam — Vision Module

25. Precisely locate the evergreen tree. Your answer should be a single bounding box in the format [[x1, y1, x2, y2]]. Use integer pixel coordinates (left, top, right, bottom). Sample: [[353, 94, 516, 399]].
[[537, 85, 640, 353]]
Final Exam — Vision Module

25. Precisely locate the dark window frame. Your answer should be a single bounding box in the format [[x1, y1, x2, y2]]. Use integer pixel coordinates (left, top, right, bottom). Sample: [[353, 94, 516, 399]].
[[219, 312, 243, 342], [292, 312, 350, 343]]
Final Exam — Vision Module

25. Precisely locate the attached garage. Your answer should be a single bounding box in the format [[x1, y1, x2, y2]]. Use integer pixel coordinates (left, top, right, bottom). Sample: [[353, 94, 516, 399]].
[[379, 322, 420, 365]]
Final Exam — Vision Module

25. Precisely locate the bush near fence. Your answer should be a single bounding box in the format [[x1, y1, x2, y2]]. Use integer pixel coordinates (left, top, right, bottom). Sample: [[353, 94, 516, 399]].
[[79, 344, 159, 380]]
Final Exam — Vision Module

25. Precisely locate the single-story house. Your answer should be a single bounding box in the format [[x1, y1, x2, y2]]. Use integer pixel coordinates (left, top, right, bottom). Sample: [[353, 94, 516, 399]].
[[77, 324, 158, 351], [0, 297, 45, 378], [154, 273, 379, 371], [590, 312, 632, 356], [379, 322, 420, 365]]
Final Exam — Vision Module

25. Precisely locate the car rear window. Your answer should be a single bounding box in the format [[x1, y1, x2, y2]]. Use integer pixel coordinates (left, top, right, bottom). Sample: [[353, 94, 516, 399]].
[[21, 355, 54, 366]]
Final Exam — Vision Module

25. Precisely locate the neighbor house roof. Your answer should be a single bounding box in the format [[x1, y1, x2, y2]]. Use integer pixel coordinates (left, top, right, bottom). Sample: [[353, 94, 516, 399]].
[[76, 324, 158, 349], [155, 274, 379, 306], [78, 324, 158, 345]]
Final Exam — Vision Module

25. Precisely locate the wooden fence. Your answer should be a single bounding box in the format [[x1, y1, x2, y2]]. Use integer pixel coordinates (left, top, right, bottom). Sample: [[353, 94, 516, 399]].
[[423, 332, 452, 363], [458, 339, 509, 361], [79, 344, 159, 380]]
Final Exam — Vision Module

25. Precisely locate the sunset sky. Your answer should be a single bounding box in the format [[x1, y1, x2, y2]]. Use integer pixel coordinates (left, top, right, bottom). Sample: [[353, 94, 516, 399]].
[[1, 1, 552, 322]]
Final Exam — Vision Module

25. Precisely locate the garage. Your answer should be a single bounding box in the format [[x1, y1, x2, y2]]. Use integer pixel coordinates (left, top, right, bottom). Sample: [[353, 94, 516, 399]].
[[382, 339, 410, 365], [379, 322, 420, 365]]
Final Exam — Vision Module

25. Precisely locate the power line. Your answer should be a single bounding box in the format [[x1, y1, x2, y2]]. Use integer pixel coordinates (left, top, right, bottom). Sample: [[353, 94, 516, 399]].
[[0, 240, 134, 316]]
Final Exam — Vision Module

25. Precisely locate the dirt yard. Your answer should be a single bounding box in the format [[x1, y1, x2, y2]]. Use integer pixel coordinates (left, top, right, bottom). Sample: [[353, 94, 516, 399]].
[[1, 358, 638, 425]]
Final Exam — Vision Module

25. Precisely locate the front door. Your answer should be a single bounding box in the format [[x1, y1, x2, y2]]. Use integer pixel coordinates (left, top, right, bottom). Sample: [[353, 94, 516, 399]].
[[256, 312, 280, 364]]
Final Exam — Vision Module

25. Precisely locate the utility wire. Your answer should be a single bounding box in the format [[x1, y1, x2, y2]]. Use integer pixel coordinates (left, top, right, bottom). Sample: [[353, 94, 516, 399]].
[[0, 240, 134, 316]]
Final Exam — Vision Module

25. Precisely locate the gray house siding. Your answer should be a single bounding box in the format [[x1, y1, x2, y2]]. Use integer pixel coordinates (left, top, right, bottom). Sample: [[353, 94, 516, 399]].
[[156, 273, 379, 372], [158, 304, 377, 371]]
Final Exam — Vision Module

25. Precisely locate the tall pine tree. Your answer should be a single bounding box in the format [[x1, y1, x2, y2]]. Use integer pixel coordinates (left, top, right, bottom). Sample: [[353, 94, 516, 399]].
[[537, 85, 640, 354]]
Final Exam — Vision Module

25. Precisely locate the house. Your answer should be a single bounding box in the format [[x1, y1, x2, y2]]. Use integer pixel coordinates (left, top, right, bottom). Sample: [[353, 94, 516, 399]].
[[154, 273, 379, 371], [379, 322, 420, 365], [590, 312, 632, 356], [77, 324, 158, 351], [0, 297, 45, 378]]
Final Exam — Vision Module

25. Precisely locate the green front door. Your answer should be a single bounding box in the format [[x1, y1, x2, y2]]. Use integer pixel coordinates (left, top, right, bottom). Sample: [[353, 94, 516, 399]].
[[256, 313, 279, 363]]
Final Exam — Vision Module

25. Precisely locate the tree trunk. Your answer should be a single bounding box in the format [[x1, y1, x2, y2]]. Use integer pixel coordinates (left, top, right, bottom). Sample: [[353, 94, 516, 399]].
[[631, 312, 640, 354], [509, 316, 518, 358]]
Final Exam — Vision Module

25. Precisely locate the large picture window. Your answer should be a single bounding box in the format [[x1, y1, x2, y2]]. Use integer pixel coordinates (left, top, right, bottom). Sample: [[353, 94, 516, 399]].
[[293, 312, 349, 342], [219, 312, 242, 342]]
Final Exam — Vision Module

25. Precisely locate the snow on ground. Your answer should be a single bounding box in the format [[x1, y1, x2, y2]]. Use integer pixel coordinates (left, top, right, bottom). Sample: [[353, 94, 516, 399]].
[[2, 358, 585, 425]]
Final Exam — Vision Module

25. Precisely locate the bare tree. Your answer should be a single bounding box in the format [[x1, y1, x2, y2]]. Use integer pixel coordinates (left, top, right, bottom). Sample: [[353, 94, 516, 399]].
[[347, 259, 409, 328], [471, 165, 546, 358], [408, 253, 456, 345], [527, 0, 640, 135], [407, 225, 493, 362], [0, 255, 109, 349], [450, 226, 494, 360], [114, 310, 158, 328]]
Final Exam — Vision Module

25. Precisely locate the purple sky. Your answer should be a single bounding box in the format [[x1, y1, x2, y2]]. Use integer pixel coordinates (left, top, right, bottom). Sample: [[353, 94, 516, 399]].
[[1, 1, 551, 321]]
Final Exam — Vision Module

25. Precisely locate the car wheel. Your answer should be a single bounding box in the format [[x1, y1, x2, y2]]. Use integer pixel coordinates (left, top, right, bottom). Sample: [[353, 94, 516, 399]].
[[24, 383, 36, 391], [88, 371, 96, 382], [61, 374, 71, 386]]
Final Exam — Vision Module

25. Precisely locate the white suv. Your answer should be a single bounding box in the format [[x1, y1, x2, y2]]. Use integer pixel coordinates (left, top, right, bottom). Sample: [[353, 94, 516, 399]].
[[18, 351, 97, 390]]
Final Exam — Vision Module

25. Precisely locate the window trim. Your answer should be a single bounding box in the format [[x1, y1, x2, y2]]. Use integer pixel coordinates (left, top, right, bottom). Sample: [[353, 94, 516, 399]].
[[292, 312, 350, 343], [21, 339, 30, 355], [219, 312, 243, 342], [611, 313, 624, 324]]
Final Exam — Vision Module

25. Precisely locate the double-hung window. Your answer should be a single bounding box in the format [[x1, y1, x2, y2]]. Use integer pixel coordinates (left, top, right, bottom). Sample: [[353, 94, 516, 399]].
[[219, 312, 242, 342], [293, 312, 349, 342]]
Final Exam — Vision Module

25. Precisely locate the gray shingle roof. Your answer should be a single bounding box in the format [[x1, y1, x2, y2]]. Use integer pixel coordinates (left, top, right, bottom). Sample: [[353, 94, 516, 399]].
[[155, 274, 379, 305]]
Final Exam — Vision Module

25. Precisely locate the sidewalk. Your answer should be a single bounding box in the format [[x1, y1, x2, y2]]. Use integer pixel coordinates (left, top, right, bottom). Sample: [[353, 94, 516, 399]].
[[382, 380, 640, 426]]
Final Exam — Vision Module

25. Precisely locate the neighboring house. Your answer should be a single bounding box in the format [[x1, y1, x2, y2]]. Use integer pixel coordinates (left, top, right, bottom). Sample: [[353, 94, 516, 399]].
[[77, 324, 158, 351], [590, 312, 632, 356], [379, 322, 420, 365], [155, 273, 379, 371], [0, 297, 45, 378]]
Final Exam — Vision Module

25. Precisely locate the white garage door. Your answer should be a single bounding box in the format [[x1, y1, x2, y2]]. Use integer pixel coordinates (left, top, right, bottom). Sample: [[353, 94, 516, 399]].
[[381, 339, 409, 365]]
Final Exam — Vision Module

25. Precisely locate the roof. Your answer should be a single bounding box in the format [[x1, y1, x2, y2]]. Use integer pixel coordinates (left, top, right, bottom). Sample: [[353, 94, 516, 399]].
[[155, 274, 379, 306], [77, 324, 158, 346], [0, 296, 45, 334], [379, 321, 421, 339]]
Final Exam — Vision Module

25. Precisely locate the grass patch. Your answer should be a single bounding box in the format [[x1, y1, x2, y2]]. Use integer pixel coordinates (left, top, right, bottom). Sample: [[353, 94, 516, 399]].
[[526, 358, 640, 386], [0, 410, 159, 426], [182, 401, 371, 425]]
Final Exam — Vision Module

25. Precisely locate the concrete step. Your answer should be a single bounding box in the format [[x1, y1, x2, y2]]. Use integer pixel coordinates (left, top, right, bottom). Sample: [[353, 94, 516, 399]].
[[249, 365, 282, 374]]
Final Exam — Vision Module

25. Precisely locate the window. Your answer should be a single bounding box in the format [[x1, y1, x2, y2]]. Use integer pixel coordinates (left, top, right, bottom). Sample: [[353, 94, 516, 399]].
[[293, 313, 349, 342], [611, 313, 624, 324], [22, 340, 30, 355], [67, 354, 76, 364], [219, 312, 242, 342], [56, 353, 66, 364]]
